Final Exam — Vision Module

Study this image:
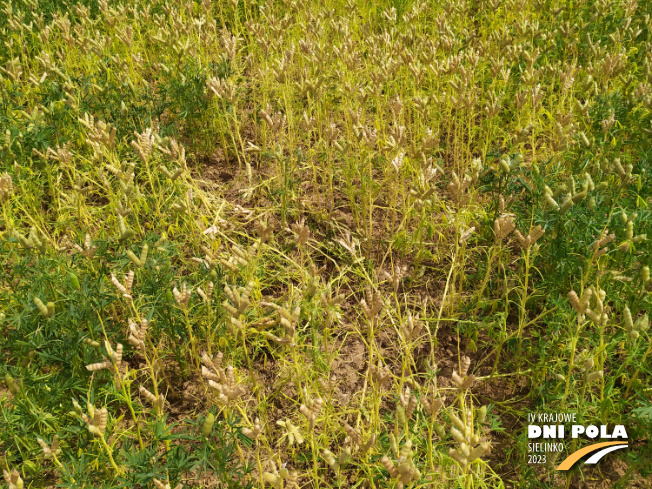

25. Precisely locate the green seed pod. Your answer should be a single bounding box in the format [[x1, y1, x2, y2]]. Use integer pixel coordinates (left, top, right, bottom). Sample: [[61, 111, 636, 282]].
[[572, 190, 587, 203], [34, 297, 49, 316], [632, 234, 647, 243], [450, 426, 465, 444], [553, 184, 567, 200], [477, 405, 487, 424], [634, 314, 649, 332], [621, 212, 628, 224], [579, 132, 592, 148], [72, 399, 83, 416], [47, 302, 55, 317], [139, 244, 149, 265], [20, 350, 36, 367], [630, 330, 640, 340], [596, 181, 609, 191], [126, 250, 139, 266], [560, 197, 573, 214], [389, 432, 398, 457], [624, 306, 634, 332], [435, 423, 446, 438], [587, 196, 596, 209], [585, 173, 595, 191], [5, 374, 19, 395], [83, 337, 101, 347], [202, 413, 215, 437], [211, 269, 218, 280], [554, 373, 566, 381], [544, 193, 559, 209], [166, 289, 173, 302], [642, 266, 650, 283], [68, 271, 80, 290], [586, 370, 603, 382], [626, 221, 634, 240], [396, 405, 406, 426], [568, 176, 576, 196]]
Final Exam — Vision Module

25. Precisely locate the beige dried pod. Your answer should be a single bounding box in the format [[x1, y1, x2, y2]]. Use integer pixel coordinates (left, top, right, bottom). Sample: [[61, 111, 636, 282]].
[[127, 318, 148, 351], [322, 449, 340, 473], [344, 423, 363, 446], [85, 360, 112, 372], [37, 436, 52, 457], [452, 356, 475, 391], [98, 407, 108, 433], [130, 126, 155, 163], [2, 469, 23, 489], [0, 173, 13, 202], [494, 214, 516, 241], [400, 313, 424, 342], [173, 283, 192, 308], [290, 218, 310, 247], [568, 290, 581, 313], [380, 455, 399, 478], [299, 389, 323, 429], [361, 286, 383, 321], [223, 281, 254, 318], [460, 226, 476, 243], [370, 361, 392, 386], [110, 271, 134, 299], [153, 478, 183, 489], [242, 417, 261, 440], [72, 233, 98, 258]]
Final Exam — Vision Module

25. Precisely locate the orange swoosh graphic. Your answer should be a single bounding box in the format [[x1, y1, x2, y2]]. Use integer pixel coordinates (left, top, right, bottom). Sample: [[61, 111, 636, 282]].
[[556, 442, 628, 470]]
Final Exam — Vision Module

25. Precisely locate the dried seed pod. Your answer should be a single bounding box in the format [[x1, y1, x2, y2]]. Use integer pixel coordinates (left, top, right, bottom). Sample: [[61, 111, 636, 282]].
[[98, 408, 108, 433], [494, 214, 515, 241], [0, 173, 13, 202], [3, 469, 23, 489], [380, 455, 399, 478], [360, 286, 383, 321], [344, 423, 363, 446], [322, 449, 339, 472], [173, 283, 192, 308], [85, 361, 111, 372], [110, 272, 133, 299], [242, 418, 261, 439]]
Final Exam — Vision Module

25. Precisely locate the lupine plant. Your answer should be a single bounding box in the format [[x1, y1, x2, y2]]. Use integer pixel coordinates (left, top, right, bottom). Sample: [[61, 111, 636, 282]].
[[1, 0, 651, 487]]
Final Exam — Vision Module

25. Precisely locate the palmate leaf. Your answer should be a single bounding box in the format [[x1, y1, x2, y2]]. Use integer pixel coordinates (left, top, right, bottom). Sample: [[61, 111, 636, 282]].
[[632, 402, 652, 421]]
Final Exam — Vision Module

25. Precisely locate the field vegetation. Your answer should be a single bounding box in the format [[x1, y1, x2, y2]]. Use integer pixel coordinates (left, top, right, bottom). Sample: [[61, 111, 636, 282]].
[[1, 0, 651, 487]]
